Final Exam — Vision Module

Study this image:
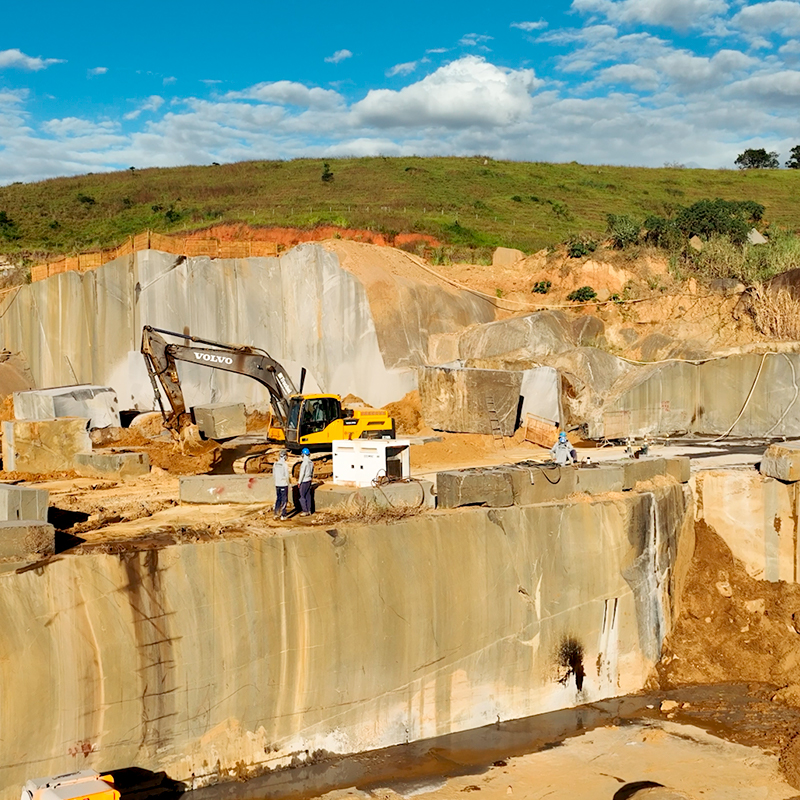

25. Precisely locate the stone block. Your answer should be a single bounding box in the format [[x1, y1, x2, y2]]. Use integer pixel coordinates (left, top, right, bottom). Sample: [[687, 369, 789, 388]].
[[436, 468, 514, 509], [2, 418, 91, 473], [0, 484, 48, 522], [74, 450, 150, 480], [760, 443, 800, 482], [492, 247, 524, 267], [419, 367, 522, 435], [180, 474, 275, 504], [576, 463, 625, 495], [0, 520, 55, 559], [193, 403, 247, 440], [314, 480, 435, 510], [506, 463, 578, 505], [14, 385, 120, 429], [664, 456, 691, 484], [622, 458, 667, 490]]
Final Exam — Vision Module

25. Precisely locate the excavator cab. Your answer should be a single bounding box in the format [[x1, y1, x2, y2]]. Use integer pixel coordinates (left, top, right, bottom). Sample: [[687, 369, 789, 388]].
[[285, 395, 343, 450]]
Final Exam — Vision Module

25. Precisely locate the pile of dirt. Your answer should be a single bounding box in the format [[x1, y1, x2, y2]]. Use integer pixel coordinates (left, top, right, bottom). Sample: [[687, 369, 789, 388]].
[[101, 427, 221, 475], [382, 390, 424, 434]]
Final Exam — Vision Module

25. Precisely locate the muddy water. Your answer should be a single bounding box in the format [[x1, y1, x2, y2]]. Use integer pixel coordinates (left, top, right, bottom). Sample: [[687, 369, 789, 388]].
[[191, 684, 800, 800]]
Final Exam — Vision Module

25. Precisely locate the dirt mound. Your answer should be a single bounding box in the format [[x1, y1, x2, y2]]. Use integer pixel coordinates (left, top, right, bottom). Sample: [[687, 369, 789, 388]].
[[383, 390, 424, 434], [102, 427, 221, 475]]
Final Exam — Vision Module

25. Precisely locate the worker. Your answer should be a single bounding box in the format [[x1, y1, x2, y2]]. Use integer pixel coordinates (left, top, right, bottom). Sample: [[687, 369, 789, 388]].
[[550, 431, 577, 466], [298, 447, 314, 516], [273, 450, 290, 520]]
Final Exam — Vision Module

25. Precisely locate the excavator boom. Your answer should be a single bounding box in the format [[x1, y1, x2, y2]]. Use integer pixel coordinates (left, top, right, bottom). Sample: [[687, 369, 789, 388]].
[[141, 326, 298, 433]]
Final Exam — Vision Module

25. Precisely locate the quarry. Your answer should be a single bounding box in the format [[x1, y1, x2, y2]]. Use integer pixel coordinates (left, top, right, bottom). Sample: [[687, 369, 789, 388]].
[[5, 234, 800, 800]]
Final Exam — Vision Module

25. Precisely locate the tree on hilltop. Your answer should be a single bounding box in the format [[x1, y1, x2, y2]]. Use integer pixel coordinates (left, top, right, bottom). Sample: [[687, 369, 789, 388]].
[[786, 146, 800, 169], [735, 148, 779, 169]]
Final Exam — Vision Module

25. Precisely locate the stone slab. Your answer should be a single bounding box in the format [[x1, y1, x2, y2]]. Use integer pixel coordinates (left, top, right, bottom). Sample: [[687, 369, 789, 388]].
[[180, 474, 275, 504], [0, 520, 55, 559], [664, 456, 691, 484], [492, 247, 524, 267], [760, 442, 800, 482], [314, 480, 435, 510], [0, 484, 48, 522], [74, 451, 150, 480], [622, 458, 667, 490], [14, 385, 120, 429], [418, 367, 522, 436], [576, 463, 626, 495], [436, 469, 514, 508], [193, 403, 247, 440], [2, 418, 91, 473], [506, 462, 578, 505]]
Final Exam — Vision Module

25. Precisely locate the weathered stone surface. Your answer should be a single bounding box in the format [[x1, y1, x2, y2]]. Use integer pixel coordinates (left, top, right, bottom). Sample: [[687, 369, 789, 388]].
[[14, 385, 120, 428], [0, 483, 693, 795], [492, 246, 524, 266], [459, 311, 574, 363], [760, 442, 800, 482], [436, 468, 514, 508], [74, 451, 150, 480], [0, 351, 33, 398], [418, 367, 522, 435], [2, 418, 90, 473], [576, 464, 625, 495], [180, 474, 275, 504], [571, 315, 605, 347], [622, 458, 667, 490], [313, 480, 435, 510], [0, 520, 54, 559], [193, 403, 247, 440], [506, 462, 578, 505], [0, 484, 48, 522], [664, 456, 691, 484]]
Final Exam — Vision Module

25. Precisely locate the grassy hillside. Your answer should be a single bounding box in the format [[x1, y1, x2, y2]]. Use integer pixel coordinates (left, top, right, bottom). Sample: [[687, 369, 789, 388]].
[[0, 156, 798, 261]]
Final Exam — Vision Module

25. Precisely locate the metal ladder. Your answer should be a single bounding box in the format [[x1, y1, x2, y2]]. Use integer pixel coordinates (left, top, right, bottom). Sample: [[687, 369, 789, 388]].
[[486, 395, 506, 449]]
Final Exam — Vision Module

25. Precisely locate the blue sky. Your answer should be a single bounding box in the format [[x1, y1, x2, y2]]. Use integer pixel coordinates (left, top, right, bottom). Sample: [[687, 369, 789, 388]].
[[2, 0, 800, 184]]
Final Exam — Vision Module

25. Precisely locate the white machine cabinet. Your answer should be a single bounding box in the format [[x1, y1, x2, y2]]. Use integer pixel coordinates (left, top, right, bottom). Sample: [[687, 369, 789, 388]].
[[332, 439, 411, 487]]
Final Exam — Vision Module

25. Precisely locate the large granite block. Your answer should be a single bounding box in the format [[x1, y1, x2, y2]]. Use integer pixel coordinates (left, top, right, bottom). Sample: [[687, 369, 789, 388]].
[[2, 418, 91, 473], [576, 463, 626, 495], [760, 443, 800, 482], [664, 456, 691, 484], [180, 474, 275, 504], [506, 463, 578, 505], [419, 367, 522, 435], [14, 385, 120, 429], [193, 403, 247, 440], [74, 451, 150, 480], [436, 468, 514, 508], [0, 484, 48, 522], [0, 520, 55, 559], [621, 458, 667, 490], [314, 480, 435, 510]]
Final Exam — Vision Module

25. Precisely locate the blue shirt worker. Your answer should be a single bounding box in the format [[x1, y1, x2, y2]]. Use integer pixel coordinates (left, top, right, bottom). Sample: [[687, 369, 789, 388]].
[[298, 448, 314, 516], [273, 450, 290, 520], [550, 431, 577, 466]]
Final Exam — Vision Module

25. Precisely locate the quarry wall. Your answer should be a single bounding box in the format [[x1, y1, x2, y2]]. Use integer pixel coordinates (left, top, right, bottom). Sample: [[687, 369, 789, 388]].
[[0, 482, 692, 794], [0, 245, 487, 411]]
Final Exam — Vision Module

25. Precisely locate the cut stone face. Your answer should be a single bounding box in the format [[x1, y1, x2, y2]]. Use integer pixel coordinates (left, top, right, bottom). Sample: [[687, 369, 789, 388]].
[[192, 403, 247, 439], [13, 385, 120, 429], [760, 442, 800, 483], [2, 418, 91, 473]]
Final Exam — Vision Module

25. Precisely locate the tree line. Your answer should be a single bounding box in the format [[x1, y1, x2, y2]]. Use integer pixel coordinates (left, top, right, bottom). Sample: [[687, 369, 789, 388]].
[[735, 147, 800, 169]]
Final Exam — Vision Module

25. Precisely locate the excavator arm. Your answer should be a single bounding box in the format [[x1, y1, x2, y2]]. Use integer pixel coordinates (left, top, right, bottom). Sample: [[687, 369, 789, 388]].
[[141, 326, 299, 434]]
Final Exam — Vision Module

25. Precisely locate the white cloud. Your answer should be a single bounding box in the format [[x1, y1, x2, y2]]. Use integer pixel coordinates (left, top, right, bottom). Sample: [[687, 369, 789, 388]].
[[227, 81, 343, 109], [163, 76, 177, 85], [387, 61, 418, 77], [732, 0, 800, 36], [43, 117, 118, 137], [88, 67, 108, 76], [352, 56, 541, 128], [572, 0, 729, 30], [459, 33, 493, 46], [426, 47, 449, 54], [0, 48, 64, 71], [325, 49, 353, 64], [124, 95, 165, 120], [597, 62, 661, 89], [725, 68, 800, 105], [201, 79, 222, 85], [512, 20, 549, 31]]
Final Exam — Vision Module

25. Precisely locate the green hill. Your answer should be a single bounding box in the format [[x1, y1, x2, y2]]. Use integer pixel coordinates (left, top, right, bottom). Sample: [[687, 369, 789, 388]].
[[0, 156, 797, 262]]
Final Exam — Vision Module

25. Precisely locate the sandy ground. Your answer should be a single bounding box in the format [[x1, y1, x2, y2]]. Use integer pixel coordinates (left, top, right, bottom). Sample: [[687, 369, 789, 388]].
[[317, 721, 798, 800]]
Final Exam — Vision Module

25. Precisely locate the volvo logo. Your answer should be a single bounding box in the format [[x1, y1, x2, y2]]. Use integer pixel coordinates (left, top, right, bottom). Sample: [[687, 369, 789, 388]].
[[194, 352, 233, 365]]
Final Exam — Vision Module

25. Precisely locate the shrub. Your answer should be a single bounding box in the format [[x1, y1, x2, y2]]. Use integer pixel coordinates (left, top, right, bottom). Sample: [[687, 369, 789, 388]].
[[77, 194, 95, 206], [643, 215, 683, 250], [566, 236, 597, 258], [321, 162, 334, 183], [606, 214, 639, 249], [0, 211, 19, 240], [532, 279, 552, 294], [511, 195, 522, 202], [567, 285, 597, 302], [675, 198, 763, 246]]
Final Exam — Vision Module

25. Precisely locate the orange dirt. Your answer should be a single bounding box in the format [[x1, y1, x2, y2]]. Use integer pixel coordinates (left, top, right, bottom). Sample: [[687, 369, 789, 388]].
[[185, 223, 440, 250], [383, 391, 424, 435]]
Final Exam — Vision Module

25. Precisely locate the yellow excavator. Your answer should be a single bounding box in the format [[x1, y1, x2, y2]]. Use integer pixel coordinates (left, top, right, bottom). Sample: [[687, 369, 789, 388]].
[[140, 326, 395, 470]]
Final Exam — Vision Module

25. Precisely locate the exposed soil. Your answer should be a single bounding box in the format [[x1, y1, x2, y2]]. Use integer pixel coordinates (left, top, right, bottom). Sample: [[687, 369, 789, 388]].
[[382, 391, 424, 435]]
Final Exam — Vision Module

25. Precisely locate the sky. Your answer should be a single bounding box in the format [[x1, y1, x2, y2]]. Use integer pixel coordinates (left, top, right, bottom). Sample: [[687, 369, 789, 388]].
[[2, 0, 800, 184]]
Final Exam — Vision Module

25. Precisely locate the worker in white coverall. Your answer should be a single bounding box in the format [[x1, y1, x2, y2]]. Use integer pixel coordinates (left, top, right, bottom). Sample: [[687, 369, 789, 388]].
[[273, 450, 290, 520], [550, 431, 577, 466], [298, 447, 314, 516]]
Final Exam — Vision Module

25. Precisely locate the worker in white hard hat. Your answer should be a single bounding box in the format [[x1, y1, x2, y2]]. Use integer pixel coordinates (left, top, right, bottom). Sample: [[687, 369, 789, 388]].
[[298, 447, 314, 516], [550, 431, 577, 466]]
